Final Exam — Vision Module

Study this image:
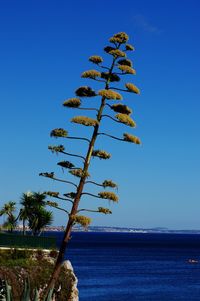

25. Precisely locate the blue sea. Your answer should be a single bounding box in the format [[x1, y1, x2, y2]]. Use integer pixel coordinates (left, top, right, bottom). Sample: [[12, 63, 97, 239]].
[[51, 232, 200, 300]]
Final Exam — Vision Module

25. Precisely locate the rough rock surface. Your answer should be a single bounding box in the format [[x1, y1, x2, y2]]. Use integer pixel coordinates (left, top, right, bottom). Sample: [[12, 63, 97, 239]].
[[63, 260, 79, 301]]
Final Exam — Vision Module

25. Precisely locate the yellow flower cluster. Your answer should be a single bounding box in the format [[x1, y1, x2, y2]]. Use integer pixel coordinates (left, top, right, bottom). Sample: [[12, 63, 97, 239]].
[[92, 150, 111, 160], [109, 49, 126, 58], [48, 145, 65, 153], [123, 133, 141, 144], [115, 113, 136, 127], [98, 89, 122, 100], [64, 192, 76, 199], [111, 104, 132, 115], [57, 161, 75, 169], [126, 44, 135, 51], [81, 70, 101, 79], [118, 58, 133, 67], [104, 46, 115, 53], [50, 128, 68, 138], [69, 168, 90, 178], [46, 201, 58, 208], [98, 191, 119, 202], [63, 98, 81, 108], [98, 207, 112, 214], [44, 191, 59, 197], [102, 180, 118, 188], [101, 72, 120, 82], [71, 215, 92, 228], [109, 32, 129, 44], [89, 55, 103, 64], [39, 172, 54, 178], [118, 65, 136, 74], [125, 83, 140, 94], [75, 86, 96, 97], [71, 116, 99, 127]]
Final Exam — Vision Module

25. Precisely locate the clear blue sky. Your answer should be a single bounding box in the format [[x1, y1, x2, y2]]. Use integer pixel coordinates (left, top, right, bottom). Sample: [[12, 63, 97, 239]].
[[1, 0, 200, 229]]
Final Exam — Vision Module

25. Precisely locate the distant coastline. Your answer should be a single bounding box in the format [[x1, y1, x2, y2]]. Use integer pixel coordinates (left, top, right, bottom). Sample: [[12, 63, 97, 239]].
[[3, 224, 200, 234]]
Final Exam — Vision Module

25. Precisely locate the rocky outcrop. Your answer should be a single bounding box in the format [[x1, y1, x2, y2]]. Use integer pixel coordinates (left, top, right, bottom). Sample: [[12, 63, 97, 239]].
[[62, 260, 79, 301]]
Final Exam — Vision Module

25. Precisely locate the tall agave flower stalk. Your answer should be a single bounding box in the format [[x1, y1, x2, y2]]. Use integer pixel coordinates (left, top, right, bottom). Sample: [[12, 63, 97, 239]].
[[41, 32, 141, 290]]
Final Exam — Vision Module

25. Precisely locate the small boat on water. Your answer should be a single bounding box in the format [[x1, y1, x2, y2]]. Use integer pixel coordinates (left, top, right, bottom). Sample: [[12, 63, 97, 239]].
[[188, 259, 199, 264]]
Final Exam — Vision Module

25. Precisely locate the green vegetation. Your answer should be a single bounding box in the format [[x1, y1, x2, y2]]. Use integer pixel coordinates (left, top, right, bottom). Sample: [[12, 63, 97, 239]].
[[0, 249, 75, 300], [0, 201, 18, 233], [0, 192, 53, 236]]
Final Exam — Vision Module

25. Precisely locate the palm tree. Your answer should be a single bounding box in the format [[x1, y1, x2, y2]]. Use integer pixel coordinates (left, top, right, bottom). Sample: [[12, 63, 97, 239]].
[[20, 192, 34, 235], [0, 201, 17, 233], [28, 207, 53, 236], [20, 192, 53, 236], [3, 214, 17, 233]]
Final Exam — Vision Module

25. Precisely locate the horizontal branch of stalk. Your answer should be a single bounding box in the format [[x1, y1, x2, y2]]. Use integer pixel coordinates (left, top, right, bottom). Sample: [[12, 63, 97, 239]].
[[60, 151, 85, 162], [40, 173, 78, 189], [49, 195, 74, 204], [101, 114, 122, 124], [47, 202, 70, 215], [65, 136, 90, 143], [97, 132, 126, 142]]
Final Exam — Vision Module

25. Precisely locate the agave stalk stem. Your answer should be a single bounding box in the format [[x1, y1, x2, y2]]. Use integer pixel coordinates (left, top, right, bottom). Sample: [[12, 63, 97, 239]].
[[46, 52, 119, 292]]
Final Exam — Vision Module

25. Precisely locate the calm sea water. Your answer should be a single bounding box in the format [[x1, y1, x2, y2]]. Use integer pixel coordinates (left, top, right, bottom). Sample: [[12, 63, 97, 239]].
[[49, 232, 200, 300]]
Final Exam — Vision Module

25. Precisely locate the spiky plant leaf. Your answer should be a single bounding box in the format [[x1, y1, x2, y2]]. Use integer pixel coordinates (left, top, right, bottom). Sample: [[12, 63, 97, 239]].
[[71, 116, 99, 127], [57, 161, 75, 169], [109, 32, 129, 44], [45, 287, 54, 301], [71, 215, 91, 228], [102, 180, 118, 188], [118, 58, 133, 67], [115, 113, 136, 127], [92, 150, 111, 160], [101, 72, 120, 82], [98, 207, 112, 214], [98, 191, 118, 202], [118, 65, 136, 74], [69, 168, 90, 178], [63, 98, 81, 108], [98, 89, 122, 100], [126, 43, 135, 51], [50, 128, 68, 138], [48, 145, 65, 154], [125, 83, 140, 94], [75, 86, 96, 97], [109, 49, 126, 58], [39, 172, 54, 178], [89, 55, 103, 64], [81, 70, 101, 79], [44, 191, 59, 197], [123, 133, 141, 144], [111, 104, 132, 115]]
